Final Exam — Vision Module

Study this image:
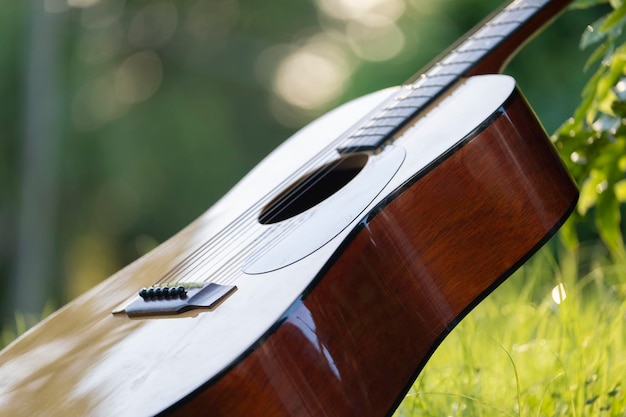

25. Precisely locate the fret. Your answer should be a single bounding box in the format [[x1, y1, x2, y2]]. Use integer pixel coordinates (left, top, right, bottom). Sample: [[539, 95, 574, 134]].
[[364, 122, 401, 129], [412, 74, 458, 89], [457, 37, 502, 52], [400, 85, 443, 98], [478, 22, 521, 37], [454, 46, 490, 54], [372, 116, 407, 125], [511, 0, 549, 7], [362, 116, 403, 128], [381, 106, 421, 118], [336, 0, 562, 155], [442, 50, 485, 65], [423, 73, 461, 83], [353, 125, 397, 137], [337, 136, 388, 153], [428, 62, 473, 76], [390, 96, 430, 109], [492, 7, 538, 24], [509, 3, 541, 10], [471, 34, 505, 40], [405, 89, 442, 101]]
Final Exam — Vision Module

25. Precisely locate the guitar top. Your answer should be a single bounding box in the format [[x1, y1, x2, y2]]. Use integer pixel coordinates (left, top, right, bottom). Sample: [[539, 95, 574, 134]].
[[0, 1, 577, 416]]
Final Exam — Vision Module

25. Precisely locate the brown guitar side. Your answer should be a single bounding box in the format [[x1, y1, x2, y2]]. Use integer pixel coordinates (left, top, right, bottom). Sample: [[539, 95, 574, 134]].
[[165, 90, 578, 416]]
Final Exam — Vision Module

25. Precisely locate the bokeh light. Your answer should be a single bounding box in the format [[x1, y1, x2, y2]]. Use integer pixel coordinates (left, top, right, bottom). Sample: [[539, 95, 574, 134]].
[[115, 50, 163, 104], [271, 37, 350, 110], [551, 283, 567, 305], [346, 16, 405, 61]]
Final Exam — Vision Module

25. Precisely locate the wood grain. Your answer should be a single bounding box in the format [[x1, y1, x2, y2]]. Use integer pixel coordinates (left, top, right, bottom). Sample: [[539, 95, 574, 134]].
[[0, 2, 579, 414], [164, 91, 578, 417]]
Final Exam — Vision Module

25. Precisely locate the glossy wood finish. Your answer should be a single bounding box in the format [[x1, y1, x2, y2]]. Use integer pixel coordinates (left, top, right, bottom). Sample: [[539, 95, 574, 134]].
[[165, 91, 578, 416], [0, 1, 579, 415], [0, 75, 540, 417], [0, 75, 575, 417]]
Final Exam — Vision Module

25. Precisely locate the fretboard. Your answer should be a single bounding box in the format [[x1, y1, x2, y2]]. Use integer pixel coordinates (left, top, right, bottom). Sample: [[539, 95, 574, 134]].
[[337, 0, 572, 154]]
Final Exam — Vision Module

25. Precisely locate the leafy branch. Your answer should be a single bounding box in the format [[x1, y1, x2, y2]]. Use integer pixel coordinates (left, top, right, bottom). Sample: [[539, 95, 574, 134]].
[[554, 0, 626, 259]]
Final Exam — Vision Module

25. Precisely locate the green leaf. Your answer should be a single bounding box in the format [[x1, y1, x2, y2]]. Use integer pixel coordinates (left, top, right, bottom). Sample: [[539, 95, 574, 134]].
[[581, 17, 609, 49], [559, 217, 580, 249], [598, 90, 619, 115], [600, 5, 626, 34], [615, 178, 626, 201], [613, 76, 626, 102], [578, 170, 604, 215], [584, 42, 609, 70], [620, 154, 626, 171], [595, 187, 625, 255], [572, 0, 610, 9], [573, 89, 597, 126], [560, 0, 626, 260]]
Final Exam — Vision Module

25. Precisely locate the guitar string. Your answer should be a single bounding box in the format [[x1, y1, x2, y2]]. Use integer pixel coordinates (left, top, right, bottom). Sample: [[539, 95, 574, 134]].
[[154, 52, 468, 287], [149, 84, 416, 289], [145, 0, 544, 291], [148, 2, 538, 289], [149, 59, 468, 286], [150, 4, 537, 290], [196, 1, 552, 288], [143, 0, 548, 288], [151, 92, 399, 287], [197, 212, 316, 287], [151, 71, 448, 288], [155, 109, 391, 286], [148, 89, 401, 286]]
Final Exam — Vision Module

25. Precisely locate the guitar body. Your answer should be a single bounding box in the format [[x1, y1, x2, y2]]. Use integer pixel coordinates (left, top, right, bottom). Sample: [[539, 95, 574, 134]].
[[0, 74, 577, 416]]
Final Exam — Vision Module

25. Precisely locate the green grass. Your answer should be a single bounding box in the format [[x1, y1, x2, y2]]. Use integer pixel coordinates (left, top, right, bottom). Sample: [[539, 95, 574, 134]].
[[395, 241, 626, 416], [2, 239, 624, 416]]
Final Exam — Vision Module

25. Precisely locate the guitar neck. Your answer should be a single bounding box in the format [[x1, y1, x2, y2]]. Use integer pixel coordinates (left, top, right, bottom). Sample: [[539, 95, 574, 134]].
[[419, 0, 574, 79], [337, 0, 572, 154]]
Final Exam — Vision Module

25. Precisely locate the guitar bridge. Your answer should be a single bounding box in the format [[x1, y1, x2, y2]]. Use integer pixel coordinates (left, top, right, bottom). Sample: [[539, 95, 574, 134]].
[[112, 282, 237, 318]]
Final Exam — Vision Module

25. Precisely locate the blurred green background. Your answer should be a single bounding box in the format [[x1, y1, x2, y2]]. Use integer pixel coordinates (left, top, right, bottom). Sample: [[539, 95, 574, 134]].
[[0, 0, 605, 325]]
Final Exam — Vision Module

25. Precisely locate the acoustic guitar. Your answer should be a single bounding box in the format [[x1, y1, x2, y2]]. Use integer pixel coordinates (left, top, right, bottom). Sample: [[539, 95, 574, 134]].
[[0, 0, 578, 415]]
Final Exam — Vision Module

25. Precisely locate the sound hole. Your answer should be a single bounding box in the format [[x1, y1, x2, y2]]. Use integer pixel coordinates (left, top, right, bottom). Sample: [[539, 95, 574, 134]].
[[259, 153, 369, 225]]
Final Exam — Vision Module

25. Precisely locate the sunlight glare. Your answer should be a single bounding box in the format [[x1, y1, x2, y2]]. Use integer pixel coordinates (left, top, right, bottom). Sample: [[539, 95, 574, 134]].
[[551, 283, 567, 305]]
